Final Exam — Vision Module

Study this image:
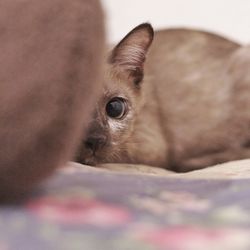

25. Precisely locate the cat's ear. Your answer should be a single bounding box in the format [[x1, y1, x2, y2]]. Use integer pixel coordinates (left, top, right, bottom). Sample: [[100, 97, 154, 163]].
[[109, 23, 154, 86]]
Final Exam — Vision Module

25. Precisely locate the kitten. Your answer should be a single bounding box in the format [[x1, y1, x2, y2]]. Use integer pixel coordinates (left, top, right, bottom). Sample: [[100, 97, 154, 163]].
[[0, 0, 104, 201], [77, 23, 250, 172]]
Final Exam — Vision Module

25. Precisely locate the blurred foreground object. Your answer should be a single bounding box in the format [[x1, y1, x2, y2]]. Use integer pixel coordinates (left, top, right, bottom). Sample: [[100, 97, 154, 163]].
[[0, 0, 104, 201]]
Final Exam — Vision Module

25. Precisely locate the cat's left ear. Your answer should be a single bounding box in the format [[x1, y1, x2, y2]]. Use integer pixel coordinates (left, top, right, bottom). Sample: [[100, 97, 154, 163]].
[[109, 23, 154, 86]]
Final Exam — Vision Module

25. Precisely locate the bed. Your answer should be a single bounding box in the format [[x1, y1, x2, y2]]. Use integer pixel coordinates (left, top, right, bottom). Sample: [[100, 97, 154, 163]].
[[1, 160, 250, 250]]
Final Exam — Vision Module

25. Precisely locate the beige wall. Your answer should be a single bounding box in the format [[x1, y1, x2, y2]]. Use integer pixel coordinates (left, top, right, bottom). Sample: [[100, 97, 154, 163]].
[[102, 0, 250, 44]]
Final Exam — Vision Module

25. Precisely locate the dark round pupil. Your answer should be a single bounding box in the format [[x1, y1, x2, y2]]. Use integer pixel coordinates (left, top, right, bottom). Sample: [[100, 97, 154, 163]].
[[106, 99, 125, 118]]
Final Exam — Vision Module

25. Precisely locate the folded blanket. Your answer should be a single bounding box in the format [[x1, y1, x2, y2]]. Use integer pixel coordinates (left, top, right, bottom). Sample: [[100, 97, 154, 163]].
[[96, 159, 250, 179]]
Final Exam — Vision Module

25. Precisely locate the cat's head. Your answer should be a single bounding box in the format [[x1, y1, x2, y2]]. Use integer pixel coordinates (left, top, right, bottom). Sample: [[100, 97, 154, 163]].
[[77, 23, 154, 165]]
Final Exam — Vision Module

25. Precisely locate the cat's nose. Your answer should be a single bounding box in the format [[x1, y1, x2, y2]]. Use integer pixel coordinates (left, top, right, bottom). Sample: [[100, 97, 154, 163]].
[[84, 135, 107, 152]]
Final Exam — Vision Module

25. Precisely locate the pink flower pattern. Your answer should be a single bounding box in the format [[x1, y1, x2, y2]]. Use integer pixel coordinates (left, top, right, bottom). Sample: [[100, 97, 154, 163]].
[[136, 226, 250, 250], [27, 197, 131, 227]]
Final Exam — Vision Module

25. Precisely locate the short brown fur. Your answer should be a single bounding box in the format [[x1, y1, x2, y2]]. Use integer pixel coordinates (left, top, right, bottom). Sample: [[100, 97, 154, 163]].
[[78, 23, 250, 172]]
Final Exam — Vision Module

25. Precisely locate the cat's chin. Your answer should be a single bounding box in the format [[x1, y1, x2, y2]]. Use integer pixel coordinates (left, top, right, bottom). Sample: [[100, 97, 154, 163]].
[[76, 148, 112, 166], [78, 153, 107, 166], [79, 157, 97, 166]]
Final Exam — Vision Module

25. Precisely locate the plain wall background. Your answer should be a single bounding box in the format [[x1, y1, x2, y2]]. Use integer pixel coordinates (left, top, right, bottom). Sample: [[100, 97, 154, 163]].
[[102, 0, 250, 44]]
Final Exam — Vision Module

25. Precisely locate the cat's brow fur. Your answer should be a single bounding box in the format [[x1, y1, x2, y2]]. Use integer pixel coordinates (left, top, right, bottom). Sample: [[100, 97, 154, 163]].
[[78, 24, 250, 172]]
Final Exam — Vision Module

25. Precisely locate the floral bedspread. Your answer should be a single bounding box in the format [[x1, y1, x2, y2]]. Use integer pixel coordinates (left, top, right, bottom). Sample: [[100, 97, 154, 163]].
[[1, 161, 250, 250]]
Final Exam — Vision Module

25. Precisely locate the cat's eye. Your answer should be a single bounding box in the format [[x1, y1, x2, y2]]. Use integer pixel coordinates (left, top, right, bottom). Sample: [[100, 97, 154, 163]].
[[106, 97, 127, 119]]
